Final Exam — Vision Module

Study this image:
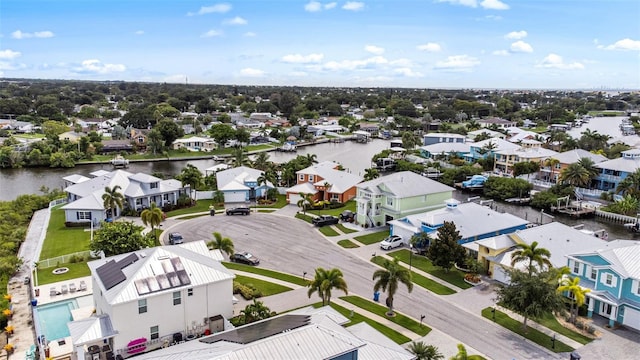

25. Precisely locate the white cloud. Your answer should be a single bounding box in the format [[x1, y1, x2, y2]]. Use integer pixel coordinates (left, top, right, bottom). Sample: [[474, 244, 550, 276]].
[[224, 16, 247, 25], [244, 32, 256, 37], [0, 49, 21, 59], [187, 3, 232, 16], [510, 40, 533, 53], [319, 56, 388, 71], [343, 2, 364, 11], [394, 67, 423, 77], [437, 0, 478, 8], [492, 50, 509, 56], [417, 42, 442, 52], [324, 2, 337, 9], [281, 53, 324, 63], [537, 54, 584, 70], [365, 45, 384, 55], [135, 30, 144, 35], [390, 58, 413, 67], [240, 68, 265, 77], [601, 38, 640, 51], [163, 74, 188, 83], [290, 71, 308, 77], [305, 1, 322, 12], [480, 0, 509, 10], [201, 30, 223, 38], [74, 59, 126, 74], [505, 30, 527, 40], [434, 55, 480, 71], [11, 30, 54, 39]]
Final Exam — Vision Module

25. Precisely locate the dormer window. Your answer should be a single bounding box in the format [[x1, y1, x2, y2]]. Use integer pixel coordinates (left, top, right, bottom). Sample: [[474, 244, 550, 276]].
[[309, 175, 314, 182], [150, 182, 158, 189]]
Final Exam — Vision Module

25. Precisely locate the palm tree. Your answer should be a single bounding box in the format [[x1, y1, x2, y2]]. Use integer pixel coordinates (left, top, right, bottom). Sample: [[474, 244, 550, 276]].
[[372, 258, 413, 316], [102, 185, 124, 220], [616, 168, 640, 197], [230, 147, 250, 167], [408, 341, 444, 360], [363, 168, 380, 181], [240, 299, 274, 324], [510, 241, 552, 275], [140, 202, 164, 240], [207, 231, 234, 258], [322, 182, 332, 203], [449, 344, 469, 360], [296, 192, 314, 215], [557, 276, 591, 323], [306, 267, 348, 306], [304, 153, 318, 167], [577, 157, 599, 183], [559, 163, 590, 187], [252, 151, 271, 171], [257, 170, 277, 194], [543, 157, 560, 182]]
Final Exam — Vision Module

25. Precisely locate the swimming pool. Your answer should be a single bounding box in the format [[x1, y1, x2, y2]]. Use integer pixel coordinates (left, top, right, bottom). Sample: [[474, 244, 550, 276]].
[[37, 299, 78, 341]]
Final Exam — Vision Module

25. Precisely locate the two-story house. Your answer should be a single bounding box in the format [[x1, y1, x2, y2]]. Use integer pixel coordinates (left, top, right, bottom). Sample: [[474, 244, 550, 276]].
[[81, 241, 235, 357], [493, 141, 558, 176], [286, 161, 363, 204], [354, 171, 454, 229], [422, 132, 467, 146], [62, 170, 188, 225], [478, 117, 516, 130], [215, 166, 275, 204], [594, 149, 640, 192], [537, 149, 607, 184], [565, 240, 640, 330], [465, 138, 520, 163]]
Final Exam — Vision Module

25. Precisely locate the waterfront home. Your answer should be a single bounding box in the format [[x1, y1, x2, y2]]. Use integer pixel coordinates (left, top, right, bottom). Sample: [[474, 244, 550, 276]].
[[478, 117, 516, 130], [423, 132, 467, 146], [62, 170, 188, 224], [419, 142, 472, 160], [78, 241, 234, 358], [215, 166, 275, 204], [493, 143, 558, 176], [59, 131, 87, 143], [505, 128, 539, 143], [387, 199, 528, 247], [130, 129, 149, 149], [466, 129, 506, 142], [286, 161, 362, 204], [171, 136, 217, 152], [465, 138, 520, 162], [565, 240, 640, 331], [594, 149, 640, 192], [355, 171, 454, 229], [538, 149, 607, 184], [467, 222, 607, 284]]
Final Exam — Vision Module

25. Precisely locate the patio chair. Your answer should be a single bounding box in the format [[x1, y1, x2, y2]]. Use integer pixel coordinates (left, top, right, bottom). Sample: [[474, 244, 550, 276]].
[[61, 284, 68, 294], [69, 282, 77, 293], [49, 287, 57, 296], [79, 280, 87, 291]]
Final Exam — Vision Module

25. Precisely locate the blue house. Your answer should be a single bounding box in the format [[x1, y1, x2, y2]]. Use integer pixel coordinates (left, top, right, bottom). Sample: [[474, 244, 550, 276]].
[[423, 132, 467, 146], [215, 166, 275, 204], [594, 149, 640, 192], [565, 240, 640, 330], [465, 138, 519, 162]]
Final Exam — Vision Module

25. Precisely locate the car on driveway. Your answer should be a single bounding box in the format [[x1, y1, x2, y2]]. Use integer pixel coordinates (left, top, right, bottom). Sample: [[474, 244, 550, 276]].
[[312, 215, 339, 227], [339, 210, 355, 222], [226, 207, 251, 215], [230, 251, 260, 265], [168, 232, 184, 245], [380, 235, 404, 250]]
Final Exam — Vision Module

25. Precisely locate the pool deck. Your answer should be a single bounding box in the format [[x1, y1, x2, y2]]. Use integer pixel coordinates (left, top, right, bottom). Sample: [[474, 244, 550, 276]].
[[35, 275, 93, 306]]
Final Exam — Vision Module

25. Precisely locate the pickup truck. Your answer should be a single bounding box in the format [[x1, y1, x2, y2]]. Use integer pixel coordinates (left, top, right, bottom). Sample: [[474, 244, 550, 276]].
[[312, 215, 339, 227]]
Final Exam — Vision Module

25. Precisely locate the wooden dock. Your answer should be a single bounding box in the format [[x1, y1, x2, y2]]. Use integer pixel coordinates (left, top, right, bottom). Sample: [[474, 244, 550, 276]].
[[550, 203, 596, 218]]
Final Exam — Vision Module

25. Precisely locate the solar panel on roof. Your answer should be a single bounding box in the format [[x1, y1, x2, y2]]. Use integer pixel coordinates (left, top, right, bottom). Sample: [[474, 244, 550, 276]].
[[118, 253, 139, 269], [97, 260, 127, 290], [200, 315, 311, 345]]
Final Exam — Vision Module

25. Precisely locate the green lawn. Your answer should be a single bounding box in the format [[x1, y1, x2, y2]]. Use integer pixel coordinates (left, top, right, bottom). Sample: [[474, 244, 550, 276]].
[[337, 240, 360, 248], [166, 200, 216, 217], [335, 223, 358, 234], [340, 295, 431, 336], [222, 262, 309, 286], [258, 209, 275, 213], [36, 262, 91, 285], [372, 256, 456, 295], [312, 302, 411, 344], [295, 212, 314, 224], [307, 201, 356, 216], [175, 213, 209, 220], [234, 275, 292, 296], [354, 231, 389, 245], [257, 194, 288, 209], [388, 249, 471, 289], [319, 226, 339, 236], [536, 312, 594, 345], [40, 208, 91, 260], [481, 307, 574, 353]]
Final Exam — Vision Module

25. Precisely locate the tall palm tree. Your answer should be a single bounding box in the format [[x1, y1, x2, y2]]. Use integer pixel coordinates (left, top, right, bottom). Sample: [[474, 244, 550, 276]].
[[304, 153, 318, 167], [543, 157, 560, 182], [450, 344, 469, 360], [363, 168, 380, 181], [557, 276, 591, 323], [306, 267, 348, 306], [102, 185, 124, 220], [252, 151, 271, 171], [559, 163, 590, 187], [408, 341, 444, 360], [510, 241, 552, 275], [140, 202, 163, 240], [372, 258, 413, 316], [296, 192, 314, 215], [257, 171, 277, 195], [616, 168, 640, 197], [322, 182, 332, 203], [207, 231, 234, 258], [577, 157, 599, 182], [230, 147, 250, 167]]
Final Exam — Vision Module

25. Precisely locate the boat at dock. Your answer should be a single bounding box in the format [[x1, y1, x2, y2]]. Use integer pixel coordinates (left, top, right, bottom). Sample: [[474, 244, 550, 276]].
[[110, 155, 129, 168]]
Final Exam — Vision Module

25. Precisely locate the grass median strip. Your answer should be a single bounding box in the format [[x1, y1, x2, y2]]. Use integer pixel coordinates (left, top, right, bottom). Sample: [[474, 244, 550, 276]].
[[372, 256, 456, 295], [319, 226, 339, 236], [388, 249, 471, 289], [234, 275, 292, 296], [312, 302, 411, 344], [222, 262, 309, 286], [481, 307, 574, 353], [335, 224, 358, 234], [337, 239, 360, 248], [535, 312, 593, 345], [354, 231, 388, 245], [340, 295, 431, 336]]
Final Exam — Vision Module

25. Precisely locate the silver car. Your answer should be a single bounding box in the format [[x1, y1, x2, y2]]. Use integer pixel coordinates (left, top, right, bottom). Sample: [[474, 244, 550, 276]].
[[380, 235, 404, 250]]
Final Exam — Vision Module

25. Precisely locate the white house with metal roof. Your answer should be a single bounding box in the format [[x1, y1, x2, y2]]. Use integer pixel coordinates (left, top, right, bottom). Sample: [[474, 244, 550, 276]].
[[62, 170, 188, 224], [594, 149, 640, 192], [171, 136, 217, 152], [215, 166, 275, 203], [81, 241, 235, 358]]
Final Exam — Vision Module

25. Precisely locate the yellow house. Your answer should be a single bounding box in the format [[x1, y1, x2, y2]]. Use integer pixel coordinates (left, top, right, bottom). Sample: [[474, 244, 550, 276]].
[[493, 141, 558, 175]]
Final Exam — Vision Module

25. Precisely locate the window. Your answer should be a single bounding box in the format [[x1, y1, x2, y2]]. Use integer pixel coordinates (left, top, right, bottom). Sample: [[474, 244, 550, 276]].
[[150, 326, 159, 340], [386, 197, 394, 206], [150, 182, 158, 189], [309, 175, 314, 182], [605, 274, 613, 286], [299, 174, 304, 181], [163, 194, 169, 201], [77, 211, 91, 220], [173, 291, 181, 305], [187, 288, 193, 297], [590, 268, 597, 281], [573, 261, 580, 274], [138, 299, 147, 314]]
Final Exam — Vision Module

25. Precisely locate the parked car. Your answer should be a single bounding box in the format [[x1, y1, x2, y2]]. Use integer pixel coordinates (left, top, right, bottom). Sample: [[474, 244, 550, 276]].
[[168, 232, 184, 245], [312, 215, 339, 227], [230, 251, 260, 265], [226, 207, 251, 215], [380, 235, 404, 250], [339, 210, 355, 222]]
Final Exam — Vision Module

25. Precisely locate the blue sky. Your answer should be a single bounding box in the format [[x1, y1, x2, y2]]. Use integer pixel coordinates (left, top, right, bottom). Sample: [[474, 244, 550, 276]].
[[1, 0, 639, 89]]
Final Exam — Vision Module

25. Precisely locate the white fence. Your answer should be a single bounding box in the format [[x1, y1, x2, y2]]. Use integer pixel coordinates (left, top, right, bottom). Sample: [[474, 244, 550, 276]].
[[39, 250, 94, 269]]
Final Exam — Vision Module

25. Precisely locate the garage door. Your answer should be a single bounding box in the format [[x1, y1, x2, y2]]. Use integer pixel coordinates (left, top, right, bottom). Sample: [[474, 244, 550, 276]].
[[288, 193, 302, 204], [622, 307, 640, 331], [492, 265, 511, 284], [390, 226, 415, 246], [224, 191, 246, 203]]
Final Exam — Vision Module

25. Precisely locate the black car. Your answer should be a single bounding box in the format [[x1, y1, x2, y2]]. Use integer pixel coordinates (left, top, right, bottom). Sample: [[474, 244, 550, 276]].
[[312, 215, 339, 227], [230, 251, 260, 265], [168, 232, 184, 245], [339, 210, 355, 222], [226, 207, 251, 215]]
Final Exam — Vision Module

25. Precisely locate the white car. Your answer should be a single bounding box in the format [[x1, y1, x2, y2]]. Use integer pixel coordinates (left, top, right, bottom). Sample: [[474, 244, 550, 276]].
[[380, 235, 404, 250]]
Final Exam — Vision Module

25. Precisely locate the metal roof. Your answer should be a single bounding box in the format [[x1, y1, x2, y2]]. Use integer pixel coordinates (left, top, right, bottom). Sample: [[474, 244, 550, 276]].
[[68, 314, 118, 346], [357, 171, 454, 198]]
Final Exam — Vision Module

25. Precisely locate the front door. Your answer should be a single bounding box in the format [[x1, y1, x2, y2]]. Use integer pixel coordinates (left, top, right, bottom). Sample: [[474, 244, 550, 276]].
[[602, 303, 612, 316]]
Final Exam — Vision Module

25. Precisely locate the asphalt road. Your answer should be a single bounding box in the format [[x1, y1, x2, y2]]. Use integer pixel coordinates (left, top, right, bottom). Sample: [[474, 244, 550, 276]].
[[164, 212, 565, 360]]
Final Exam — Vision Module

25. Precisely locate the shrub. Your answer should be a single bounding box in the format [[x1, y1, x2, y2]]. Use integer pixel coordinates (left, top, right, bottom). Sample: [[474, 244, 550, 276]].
[[64, 221, 91, 228], [233, 281, 259, 300]]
